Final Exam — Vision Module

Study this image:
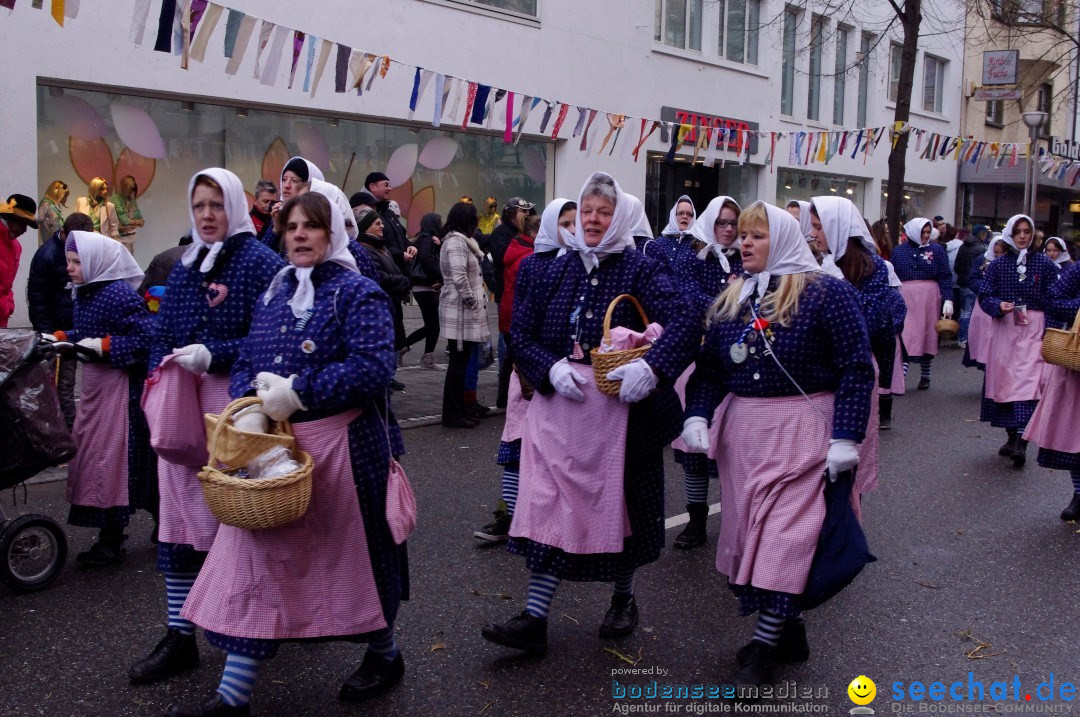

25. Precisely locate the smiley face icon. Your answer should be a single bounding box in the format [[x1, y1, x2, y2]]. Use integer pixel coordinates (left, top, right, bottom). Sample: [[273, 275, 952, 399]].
[[848, 676, 877, 705]]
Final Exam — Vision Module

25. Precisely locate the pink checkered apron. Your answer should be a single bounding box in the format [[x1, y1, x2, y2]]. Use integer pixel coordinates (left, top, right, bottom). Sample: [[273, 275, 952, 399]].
[[500, 372, 527, 444], [984, 310, 1046, 404], [1025, 364, 1080, 453], [182, 410, 386, 639], [67, 364, 130, 509], [878, 338, 905, 396], [510, 364, 631, 554], [857, 362, 881, 497], [155, 373, 231, 550], [899, 280, 941, 357], [712, 392, 833, 595], [967, 302, 992, 366]]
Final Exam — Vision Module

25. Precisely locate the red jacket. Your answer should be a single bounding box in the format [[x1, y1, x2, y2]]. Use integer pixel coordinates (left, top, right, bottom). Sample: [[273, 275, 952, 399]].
[[0, 221, 23, 327], [498, 234, 534, 334]]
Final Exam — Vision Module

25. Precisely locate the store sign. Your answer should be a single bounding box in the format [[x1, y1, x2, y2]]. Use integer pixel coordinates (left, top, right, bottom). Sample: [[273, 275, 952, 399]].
[[973, 87, 1021, 101], [661, 106, 759, 155], [1049, 137, 1080, 159], [982, 50, 1018, 86]]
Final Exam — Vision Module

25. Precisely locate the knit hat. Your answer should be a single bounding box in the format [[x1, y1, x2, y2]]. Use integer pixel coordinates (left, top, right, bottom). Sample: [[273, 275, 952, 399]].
[[349, 189, 377, 209], [364, 171, 390, 188], [282, 157, 311, 182], [356, 208, 381, 235]]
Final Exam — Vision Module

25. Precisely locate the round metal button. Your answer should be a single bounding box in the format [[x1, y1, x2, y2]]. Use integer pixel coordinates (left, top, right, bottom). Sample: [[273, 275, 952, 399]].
[[585, 310, 594, 319], [273, 356, 283, 364], [200, 315, 208, 322], [581, 343, 590, 351], [753, 372, 761, 380], [590, 278, 599, 286], [280, 326, 288, 333]]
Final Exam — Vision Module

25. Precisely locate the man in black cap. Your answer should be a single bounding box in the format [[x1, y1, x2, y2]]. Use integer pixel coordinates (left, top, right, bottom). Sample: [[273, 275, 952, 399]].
[[1, 194, 39, 327], [488, 197, 534, 407], [365, 172, 415, 274]]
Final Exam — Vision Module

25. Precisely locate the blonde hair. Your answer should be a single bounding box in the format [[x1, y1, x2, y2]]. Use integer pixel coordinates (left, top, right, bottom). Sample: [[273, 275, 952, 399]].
[[43, 180, 68, 205], [88, 176, 109, 200], [706, 203, 812, 328], [118, 175, 138, 199]]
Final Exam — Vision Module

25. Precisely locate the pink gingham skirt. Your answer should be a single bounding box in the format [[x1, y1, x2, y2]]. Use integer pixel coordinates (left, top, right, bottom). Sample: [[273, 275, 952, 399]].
[[67, 364, 130, 509], [157, 373, 231, 551], [878, 338, 906, 396], [500, 372, 527, 444], [984, 310, 1046, 404], [511, 364, 631, 554], [900, 280, 941, 357], [858, 363, 881, 495], [182, 410, 386, 639], [712, 392, 833, 595], [670, 364, 696, 452], [967, 302, 992, 366], [1024, 364, 1080, 454]]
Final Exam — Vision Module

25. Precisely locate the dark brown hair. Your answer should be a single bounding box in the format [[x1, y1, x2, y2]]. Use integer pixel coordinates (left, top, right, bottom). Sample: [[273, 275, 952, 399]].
[[836, 238, 876, 288], [62, 212, 94, 235], [275, 192, 333, 238]]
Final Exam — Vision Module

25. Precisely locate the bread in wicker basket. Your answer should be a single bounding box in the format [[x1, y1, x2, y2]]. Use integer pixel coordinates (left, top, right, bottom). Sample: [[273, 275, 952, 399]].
[[204, 396, 296, 470]]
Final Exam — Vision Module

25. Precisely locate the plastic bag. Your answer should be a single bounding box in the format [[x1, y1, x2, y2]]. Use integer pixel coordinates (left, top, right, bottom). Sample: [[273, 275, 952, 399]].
[[246, 445, 301, 480]]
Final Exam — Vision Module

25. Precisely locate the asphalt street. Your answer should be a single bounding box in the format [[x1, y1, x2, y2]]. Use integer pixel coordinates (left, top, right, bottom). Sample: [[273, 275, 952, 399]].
[[2, 345, 1079, 717]]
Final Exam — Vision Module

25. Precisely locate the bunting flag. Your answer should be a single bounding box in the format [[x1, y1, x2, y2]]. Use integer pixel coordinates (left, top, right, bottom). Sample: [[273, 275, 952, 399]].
[[223, 13, 255, 75], [154, 0, 177, 51], [445, 78, 463, 123], [571, 107, 588, 138], [485, 90, 502, 130], [514, 96, 537, 145], [432, 73, 447, 127], [598, 114, 625, 156], [504, 91, 516, 143], [550, 102, 571, 140], [253, 20, 275, 81], [539, 101, 557, 134], [767, 132, 776, 172], [63, 0, 76, 18], [461, 82, 478, 129], [50, 0, 64, 26], [180, 0, 193, 69], [308, 38, 332, 96], [470, 84, 490, 125], [287, 31, 305, 89], [579, 109, 598, 151], [131, 0, 151, 45], [301, 34, 316, 92], [333, 43, 351, 93], [223, 8, 243, 57], [189, 3, 223, 63], [259, 24, 289, 87]]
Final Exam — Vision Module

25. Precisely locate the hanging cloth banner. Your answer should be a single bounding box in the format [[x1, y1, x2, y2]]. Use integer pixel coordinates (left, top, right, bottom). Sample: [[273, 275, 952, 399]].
[[432, 73, 447, 127], [816, 132, 828, 163], [259, 24, 289, 87], [154, 0, 177, 52], [790, 132, 802, 166], [408, 67, 421, 115], [485, 90, 504, 130], [704, 126, 722, 168], [364, 55, 381, 92], [513, 96, 536, 144], [619, 119, 638, 161], [690, 123, 708, 164], [0, 1, 15, 9], [445, 78, 463, 123], [64, 0, 77, 18], [571, 107, 588, 138], [539, 101, 557, 134], [50, 0, 64, 26], [131, 0, 152, 45], [223, 13, 256, 75], [252, 20, 275, 81], [301, 34, 317, 92], [409, 69, 433, 120], [189, 2, 223, 63], [32, 0, 44, 8], [633, 121, 660, 162], [353, 53, 376, 94], [223, 8, 242, 57], [287, 31, 305, 88], [503, 91, 516, 143], [171, 0, 184, 55], [579, 109, 599, 151], [333, 43, 351, 93], [180, 0, 193, 69], [348, 50, 369, 93], [308, 38, 333, 96], [767, 132, 777, 172], [461, 82, 479, 129], [188, 0, 208, 39], [550, 102, 571, 140], [663, 124, 682, 164], [470, 84, 491, 125], [598, 114, 625, 156]]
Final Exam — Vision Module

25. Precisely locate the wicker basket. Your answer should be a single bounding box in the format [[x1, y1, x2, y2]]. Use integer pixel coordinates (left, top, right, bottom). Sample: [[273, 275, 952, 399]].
[[204, 397, 296, 469], [198, 399, 312, 531], [591, 294, 653, 397], [935, 318, 959, 340], [1042, 310, 1080, 372]]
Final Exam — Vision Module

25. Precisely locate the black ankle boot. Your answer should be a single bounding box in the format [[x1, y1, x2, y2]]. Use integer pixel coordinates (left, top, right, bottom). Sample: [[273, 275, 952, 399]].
[[731, 640, 778, 687], [481, 611, 548, 655], [878, 395, 893, 431], [1061, 494, 1080, 521], [1011, 438, 1028, 468], [999, 429, 1019, 457], [128, 628, 199, 684], [736, 621, 809, 665], [166, 693, 249, 717], [599, 593, 639, 638], [673, 503, 709, 549], [338, 651, 405, 702]]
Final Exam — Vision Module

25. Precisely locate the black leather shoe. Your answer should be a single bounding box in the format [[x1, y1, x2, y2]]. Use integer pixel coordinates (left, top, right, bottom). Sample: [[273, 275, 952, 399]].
[[481, 611, 548, 655], [999, 435, 1017, 456], [1011, 438, 1028, 468], [1061, 494, 1080, 521], [466, 403, 492, 418], [917, 377, 930, 390], [128, 629, 199, 684], [731, 640, 778, 687], [878, 395, 893, 431], [598, 594, 638, 638], [737, 621, 809, 665], [389, 379, 406, 392], [166, 693, 250, 717], [338, 651, 404, 702], [76, 537, 127, 566], [673, 504, 708, 549]]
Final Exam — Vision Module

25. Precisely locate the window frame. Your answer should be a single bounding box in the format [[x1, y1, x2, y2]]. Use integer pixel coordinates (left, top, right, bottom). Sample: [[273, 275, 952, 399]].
[[888, 43, 903, 103], [718, 0, 760, 65], [780, 8, 799, 117], [922, 54, 945, 114], [985, 99, 1005, 127], [1036, 83, 1052, 137], [656, 0, 703, 52], [421, 0, 540, 24], [807, 14, 826, 121], [857, 32, 872, 127], [833, 25, 850, 126]]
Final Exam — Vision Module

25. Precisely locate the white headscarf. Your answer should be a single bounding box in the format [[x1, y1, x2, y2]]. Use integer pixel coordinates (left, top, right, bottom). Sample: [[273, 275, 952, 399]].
[[738, 201, 822, 305], [181, 168, 257, 274], [1002, 214, 1035, 266], [263, 193, 358, 318], [625, 194, 653, 240], [568, 172, 638, 274], [309, 178, 358, 240], [984, 234, 1006, 262], [280, 156, 324, 191], [67, 231, 144, 297], [810, 196, 877, 261], [661, 195, 696, 237], [534, 198, 572, 254], [689, 196, 741, 270], [884, 260, 901, 288], [788, 200, 813, 240], [903, 218, 933, 247], [1045, 236, 1069, 267]]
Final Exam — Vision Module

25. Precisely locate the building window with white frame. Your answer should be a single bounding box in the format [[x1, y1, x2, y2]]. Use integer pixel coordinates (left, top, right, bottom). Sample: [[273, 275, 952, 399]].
[[888, 43, 902, 102], [447, 0, 538, 16], [985, 99, 1004, 126], [655, 0, 703, 51], [922, 54, 945, 113], [807, 15, 825, 121], [718, 0, 760, 65], [857, 32, 872, 127], [833, 25, 850, 125], [1036, 82, 1052, 136], [780, 8, 798, 116]]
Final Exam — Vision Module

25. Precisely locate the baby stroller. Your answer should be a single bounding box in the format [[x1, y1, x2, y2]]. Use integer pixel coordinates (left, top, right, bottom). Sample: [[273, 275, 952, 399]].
[[0, 329, 75, 592]]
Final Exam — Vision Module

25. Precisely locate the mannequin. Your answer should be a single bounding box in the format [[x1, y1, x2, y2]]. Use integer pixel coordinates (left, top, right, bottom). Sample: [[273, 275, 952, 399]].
[[74, 177, 120, 242], [37, 180, 69, 245], [113, 175, 145, 254]]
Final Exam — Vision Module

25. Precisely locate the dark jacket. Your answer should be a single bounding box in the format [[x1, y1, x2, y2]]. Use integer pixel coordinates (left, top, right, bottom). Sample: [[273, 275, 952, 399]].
[[139, 244, 188, 295], [410, 213, 443, 289], [360, 234, 412, 302], [488, 220, 518, 304], [954, 235, 986, 289], [376, 201, 410, 273], [26, 230, 74, 333]]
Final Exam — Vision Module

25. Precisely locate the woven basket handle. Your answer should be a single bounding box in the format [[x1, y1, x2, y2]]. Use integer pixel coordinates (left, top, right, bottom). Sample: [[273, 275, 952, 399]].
[[208, 396, 293, 464], [1072, 309, 1080, 333], [601, 294, 651, 344]]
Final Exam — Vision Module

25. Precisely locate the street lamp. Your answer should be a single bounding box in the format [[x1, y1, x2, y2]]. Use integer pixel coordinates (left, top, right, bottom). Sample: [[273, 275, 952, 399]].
[[1021, 111, 1048, 220]]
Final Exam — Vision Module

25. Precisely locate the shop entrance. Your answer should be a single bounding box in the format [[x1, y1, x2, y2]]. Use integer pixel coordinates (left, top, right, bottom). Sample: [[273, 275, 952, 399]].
[[644, 153, 756, 236]]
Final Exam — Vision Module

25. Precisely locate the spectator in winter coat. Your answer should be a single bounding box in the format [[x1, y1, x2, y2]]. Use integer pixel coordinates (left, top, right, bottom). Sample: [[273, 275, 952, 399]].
[[401, 213, 444, 369], [248, 180, 277, 241], [365, 172, 415, 273], [1, 193, 39, 327], [138, 235, 193, 296], [955, 224, 989, 346]]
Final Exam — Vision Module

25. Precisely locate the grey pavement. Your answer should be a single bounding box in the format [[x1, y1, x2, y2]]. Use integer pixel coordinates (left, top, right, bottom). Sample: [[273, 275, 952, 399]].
[[3, 345, 1080, 716]]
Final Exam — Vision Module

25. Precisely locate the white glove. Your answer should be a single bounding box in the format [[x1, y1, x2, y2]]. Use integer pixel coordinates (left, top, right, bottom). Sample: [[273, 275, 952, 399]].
[[942, 299, 954, 319], [255, 371, 292, 391], [76, 338, 104, 357], [173, 344, 212, 375], [233, 405, 269, 434], [605, 358, 659, 404], [825, 439, 860, 480], [548, 358, 587, 401], [39, 332, 58, 343], [680, 417, 710, 454], [257, 376, 307, 421]]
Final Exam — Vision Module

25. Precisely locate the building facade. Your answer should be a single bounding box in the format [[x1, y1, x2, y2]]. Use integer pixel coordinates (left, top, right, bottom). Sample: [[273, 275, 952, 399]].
[[4, 0, 966, 326]]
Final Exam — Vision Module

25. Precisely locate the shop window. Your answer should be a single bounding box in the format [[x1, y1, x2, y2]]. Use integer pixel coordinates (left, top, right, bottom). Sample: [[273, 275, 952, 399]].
[[656, 0, 703, 51], [780, 8, 799, 116], [922, 54, 945, 113], [718, 0, 760, 65], [985, 99, 1004, 127]]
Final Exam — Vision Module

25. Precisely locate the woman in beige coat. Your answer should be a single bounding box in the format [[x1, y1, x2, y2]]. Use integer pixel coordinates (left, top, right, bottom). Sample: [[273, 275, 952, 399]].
[[439, 201, 489, 428], [75, 177, 120, 242]]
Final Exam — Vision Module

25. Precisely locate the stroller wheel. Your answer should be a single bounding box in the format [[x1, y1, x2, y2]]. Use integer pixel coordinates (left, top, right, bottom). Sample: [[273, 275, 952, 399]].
[[0, 514, 68, 593]]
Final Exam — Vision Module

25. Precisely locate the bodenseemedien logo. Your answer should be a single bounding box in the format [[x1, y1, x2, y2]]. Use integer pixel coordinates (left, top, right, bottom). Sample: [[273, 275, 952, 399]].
[[849, 675, 878, 715]]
